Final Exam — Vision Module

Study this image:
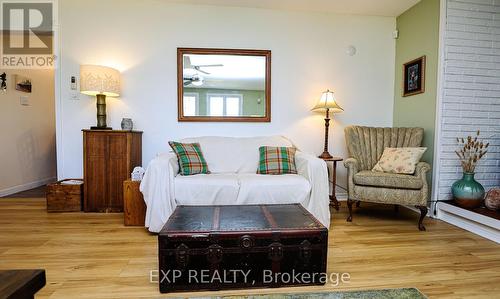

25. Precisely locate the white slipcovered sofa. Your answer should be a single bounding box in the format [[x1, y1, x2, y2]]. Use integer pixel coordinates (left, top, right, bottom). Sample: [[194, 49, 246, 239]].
[[140, 136, 330, 232]]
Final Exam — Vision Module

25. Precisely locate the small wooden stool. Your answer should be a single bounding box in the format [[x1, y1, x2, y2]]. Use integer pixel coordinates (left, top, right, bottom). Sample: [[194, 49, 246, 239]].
[[123, 180, 146, 226]]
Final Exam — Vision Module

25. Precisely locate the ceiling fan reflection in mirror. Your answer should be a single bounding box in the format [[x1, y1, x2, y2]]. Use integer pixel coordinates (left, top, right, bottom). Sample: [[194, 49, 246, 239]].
[[183, 56, 223, 75], [183, 74, 204, 87]]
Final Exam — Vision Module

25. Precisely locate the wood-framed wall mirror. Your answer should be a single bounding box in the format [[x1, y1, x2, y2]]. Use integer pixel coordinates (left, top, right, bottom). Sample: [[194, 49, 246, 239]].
[[177, 48, 271, 122]]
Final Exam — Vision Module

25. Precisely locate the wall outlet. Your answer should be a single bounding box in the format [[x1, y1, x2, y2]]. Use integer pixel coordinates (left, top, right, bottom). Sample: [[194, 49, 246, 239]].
[[20, 96, 29, 106]]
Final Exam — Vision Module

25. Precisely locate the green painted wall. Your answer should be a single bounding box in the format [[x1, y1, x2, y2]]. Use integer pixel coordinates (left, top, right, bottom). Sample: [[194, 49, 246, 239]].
[[394, 0, 440, 184], [184, 88, 265, 116]]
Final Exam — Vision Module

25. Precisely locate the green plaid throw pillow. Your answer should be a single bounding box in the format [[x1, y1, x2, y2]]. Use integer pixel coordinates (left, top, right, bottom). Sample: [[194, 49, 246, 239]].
[[168, 141, 210, 176], [257, 146, 297, 175]]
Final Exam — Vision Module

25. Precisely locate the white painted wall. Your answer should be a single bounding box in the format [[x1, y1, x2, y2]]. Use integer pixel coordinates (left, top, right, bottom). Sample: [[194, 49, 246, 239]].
[[56, 0, 396, 188], [435, 0, 500, 200], [0, 68, 56, 196]]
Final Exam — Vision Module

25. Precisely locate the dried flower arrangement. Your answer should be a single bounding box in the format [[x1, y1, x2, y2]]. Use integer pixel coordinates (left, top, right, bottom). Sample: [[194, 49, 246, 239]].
[[455, 130, 488, 173]]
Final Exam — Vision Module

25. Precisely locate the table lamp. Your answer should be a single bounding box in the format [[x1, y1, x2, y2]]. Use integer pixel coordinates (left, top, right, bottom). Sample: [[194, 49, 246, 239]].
[[312, 89, 344, 159], [80, 65, 121, 130]]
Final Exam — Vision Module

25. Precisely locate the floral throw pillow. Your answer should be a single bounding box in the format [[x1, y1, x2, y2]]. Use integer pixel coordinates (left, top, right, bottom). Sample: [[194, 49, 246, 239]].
[[372, 147, 427, 174]]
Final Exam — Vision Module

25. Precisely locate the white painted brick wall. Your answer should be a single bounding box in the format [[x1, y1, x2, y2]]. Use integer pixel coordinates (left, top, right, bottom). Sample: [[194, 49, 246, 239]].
[[437, 0, 500, 200]]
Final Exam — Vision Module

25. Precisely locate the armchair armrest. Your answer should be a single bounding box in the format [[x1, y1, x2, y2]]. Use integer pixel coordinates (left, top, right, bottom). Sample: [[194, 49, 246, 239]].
[[414, 161, 431, 205], [343, 158, 359, 200], [344, 158, 359, 174], [414, 162, 431, 178]]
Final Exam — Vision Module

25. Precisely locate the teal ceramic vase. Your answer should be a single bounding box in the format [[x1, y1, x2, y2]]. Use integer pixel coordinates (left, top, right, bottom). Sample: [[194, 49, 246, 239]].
[[452, 172, 485, 209]]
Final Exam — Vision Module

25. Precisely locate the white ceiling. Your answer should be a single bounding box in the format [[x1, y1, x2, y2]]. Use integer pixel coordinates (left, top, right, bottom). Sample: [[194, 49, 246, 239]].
[[164, 0, 420, 17], [184, 54, 266, 90]]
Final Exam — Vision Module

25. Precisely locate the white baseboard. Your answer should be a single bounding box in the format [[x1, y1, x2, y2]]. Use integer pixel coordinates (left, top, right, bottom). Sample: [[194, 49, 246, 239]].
[[334, 185, 347, 201], [437, 202, 499, 244], [403, 205, 432, 217], [336, 194, 347, 201], [0, 177, 57, 197]]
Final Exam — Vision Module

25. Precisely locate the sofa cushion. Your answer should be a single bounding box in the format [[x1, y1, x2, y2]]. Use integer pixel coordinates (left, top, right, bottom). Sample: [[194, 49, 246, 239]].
[[353, 170, 423, 190], [353, 185, 426, 206], [174, 174, 239, 205], [180, 136, 293, 174], [174, 173, 311, 206], [237, 174, 311, 205], [257, 146, 297, 175]]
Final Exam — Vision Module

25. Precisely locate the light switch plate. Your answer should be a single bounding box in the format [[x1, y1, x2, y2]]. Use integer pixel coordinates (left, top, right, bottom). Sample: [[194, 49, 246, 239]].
[[71, 76, 77, 90], [20, 96, 29, 106]]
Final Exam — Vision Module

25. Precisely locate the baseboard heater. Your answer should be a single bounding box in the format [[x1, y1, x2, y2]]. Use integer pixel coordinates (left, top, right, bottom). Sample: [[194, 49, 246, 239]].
[[437, 202, 499, 244]]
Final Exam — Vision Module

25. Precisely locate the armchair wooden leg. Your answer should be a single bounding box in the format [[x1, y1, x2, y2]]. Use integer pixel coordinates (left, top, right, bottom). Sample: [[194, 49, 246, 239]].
[[416, 206, 428, 231], [347, 199, 354, 222]]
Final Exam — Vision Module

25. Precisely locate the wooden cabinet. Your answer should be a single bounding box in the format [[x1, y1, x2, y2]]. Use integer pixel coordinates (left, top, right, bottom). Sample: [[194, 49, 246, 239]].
[[83, 130, 142, 212]]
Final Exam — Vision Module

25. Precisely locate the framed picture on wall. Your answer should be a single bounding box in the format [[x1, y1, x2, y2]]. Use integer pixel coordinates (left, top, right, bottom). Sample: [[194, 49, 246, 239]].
[[403, 55, 426, 97], [14, 75, 32, 93]]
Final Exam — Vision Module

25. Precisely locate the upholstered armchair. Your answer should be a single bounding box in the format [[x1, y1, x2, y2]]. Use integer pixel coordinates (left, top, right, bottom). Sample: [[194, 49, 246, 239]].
[[344, 126, 431, 231]]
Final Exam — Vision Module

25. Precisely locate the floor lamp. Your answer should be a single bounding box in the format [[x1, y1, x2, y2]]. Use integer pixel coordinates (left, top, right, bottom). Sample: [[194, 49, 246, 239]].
[[312, 90, 344, 159]]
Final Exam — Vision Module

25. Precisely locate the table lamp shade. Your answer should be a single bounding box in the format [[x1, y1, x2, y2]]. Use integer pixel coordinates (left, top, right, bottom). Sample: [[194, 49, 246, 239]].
[[80, 65, 120, 97], [312, 90, 344, 113]]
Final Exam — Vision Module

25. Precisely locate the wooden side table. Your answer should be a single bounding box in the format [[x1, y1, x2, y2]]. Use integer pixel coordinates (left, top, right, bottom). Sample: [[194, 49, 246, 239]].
[[123, 180, 146, 226], [321, 157, 343, 211]]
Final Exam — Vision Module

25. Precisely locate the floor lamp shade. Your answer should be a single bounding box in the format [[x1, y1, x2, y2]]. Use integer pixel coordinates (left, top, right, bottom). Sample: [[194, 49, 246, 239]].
[[312, 90, 343, 159], [80, 65, 121, 129], [312, 90, 344, 113]]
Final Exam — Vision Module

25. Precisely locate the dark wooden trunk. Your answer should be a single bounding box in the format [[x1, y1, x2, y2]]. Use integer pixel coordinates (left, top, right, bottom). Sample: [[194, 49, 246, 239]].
[[158, 204, 328, 293]]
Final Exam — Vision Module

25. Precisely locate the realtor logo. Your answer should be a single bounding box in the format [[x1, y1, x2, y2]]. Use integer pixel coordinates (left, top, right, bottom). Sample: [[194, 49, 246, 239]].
[[1, 1, 54, 68]]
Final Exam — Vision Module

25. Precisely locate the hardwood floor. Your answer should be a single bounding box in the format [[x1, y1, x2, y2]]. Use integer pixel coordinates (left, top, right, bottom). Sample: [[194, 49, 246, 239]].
[[0, 198, 498, 299]]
